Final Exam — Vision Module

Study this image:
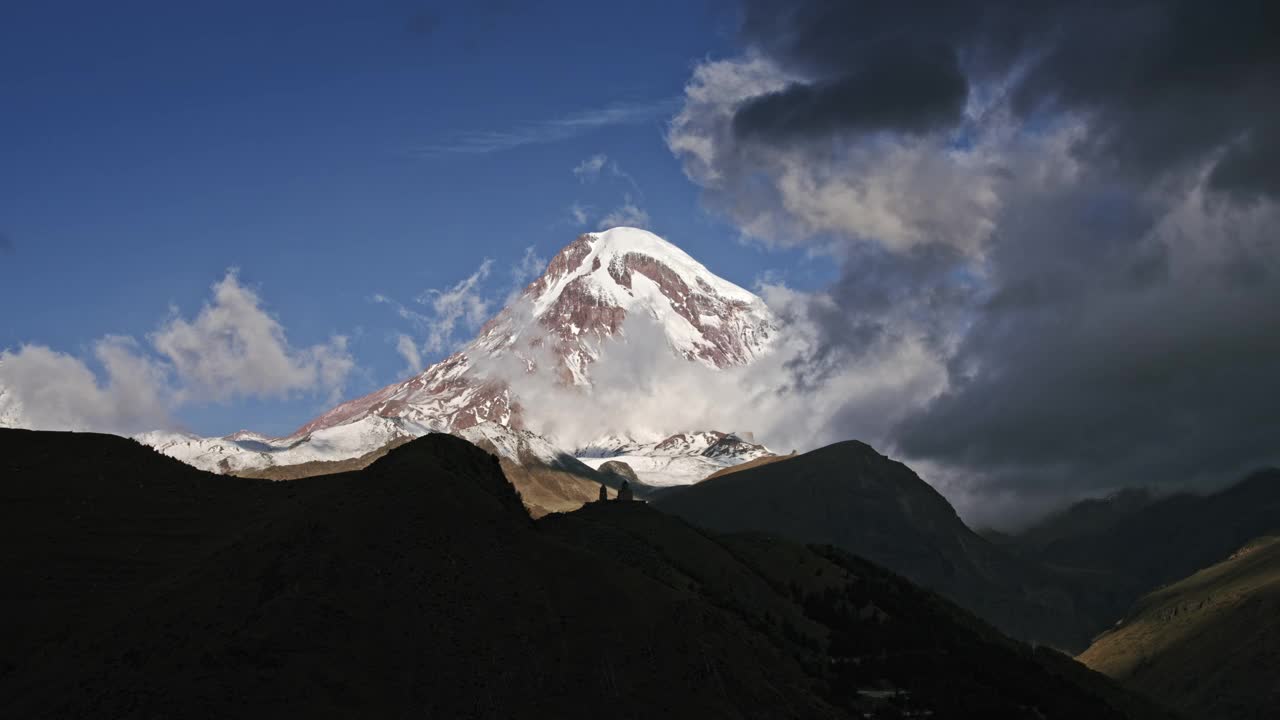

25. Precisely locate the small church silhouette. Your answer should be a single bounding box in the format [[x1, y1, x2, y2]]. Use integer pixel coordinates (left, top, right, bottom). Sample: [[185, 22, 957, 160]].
[[598, 480, 634, 502]]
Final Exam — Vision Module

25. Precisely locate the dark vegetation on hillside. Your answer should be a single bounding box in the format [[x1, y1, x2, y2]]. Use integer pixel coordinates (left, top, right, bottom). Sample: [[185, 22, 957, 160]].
[[0, 428, 1174, 719]]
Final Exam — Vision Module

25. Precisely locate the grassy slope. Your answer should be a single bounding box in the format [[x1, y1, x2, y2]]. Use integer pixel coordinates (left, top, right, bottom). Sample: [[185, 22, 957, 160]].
[[1080, 536, 1280, 720], [703, 452, 796, 480]]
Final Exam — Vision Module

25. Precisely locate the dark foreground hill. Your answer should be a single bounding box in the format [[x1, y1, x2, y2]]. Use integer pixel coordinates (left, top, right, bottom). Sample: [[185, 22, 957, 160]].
[[654, 440, 1124, 650], [0, 429, 1173, 719], [1080, 535, 1280, 720]]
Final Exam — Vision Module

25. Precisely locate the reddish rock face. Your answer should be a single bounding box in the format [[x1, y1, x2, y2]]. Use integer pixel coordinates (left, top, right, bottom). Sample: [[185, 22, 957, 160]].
[[281, 229, 777, 442], [525, 234, 592, 299], [609, 252, 767, 367]]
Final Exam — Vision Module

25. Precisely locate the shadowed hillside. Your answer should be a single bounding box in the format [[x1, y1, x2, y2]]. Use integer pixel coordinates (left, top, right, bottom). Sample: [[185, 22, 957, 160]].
[[655, 440, 1124, 650], [0, 428, 1181, 718], [1004, 470, 1280, 633], [236, 433, 621, 518]]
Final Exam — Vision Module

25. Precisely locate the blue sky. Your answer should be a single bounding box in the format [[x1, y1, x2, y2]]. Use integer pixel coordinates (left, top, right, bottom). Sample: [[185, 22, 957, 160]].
[[0, 0, 828, 436]]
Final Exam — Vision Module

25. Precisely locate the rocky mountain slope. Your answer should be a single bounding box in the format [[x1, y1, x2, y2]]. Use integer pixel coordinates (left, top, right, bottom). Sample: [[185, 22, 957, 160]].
[[1080, 535, 1280, 720], [0, 428, 1174, 719]]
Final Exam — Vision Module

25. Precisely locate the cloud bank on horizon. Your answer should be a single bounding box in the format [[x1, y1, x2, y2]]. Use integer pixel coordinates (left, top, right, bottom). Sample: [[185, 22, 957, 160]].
[[662, 0, 1280, 518], [0, 272, 354, 435]]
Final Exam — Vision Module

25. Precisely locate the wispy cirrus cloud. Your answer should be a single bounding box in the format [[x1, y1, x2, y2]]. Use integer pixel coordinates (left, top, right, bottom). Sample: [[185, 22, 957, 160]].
[[599, 194, 650, 229], [572, 153, 610, 181], [378, 248, 545, 377], [568, 203, 591, 226], [418, 99, 678, 156]]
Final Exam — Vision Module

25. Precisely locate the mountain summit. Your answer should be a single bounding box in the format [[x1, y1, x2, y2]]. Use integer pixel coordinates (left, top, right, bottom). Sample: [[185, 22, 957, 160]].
[[289, 227, 775, 440], [133, 228, 777, 478]]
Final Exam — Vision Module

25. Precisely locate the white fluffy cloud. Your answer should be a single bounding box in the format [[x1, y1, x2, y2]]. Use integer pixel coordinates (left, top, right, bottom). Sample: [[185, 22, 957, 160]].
[[0, 338, 169, 433], [152, 271, 353, 403], [0, 271, 355, 434], [470, 287, 947, 456]]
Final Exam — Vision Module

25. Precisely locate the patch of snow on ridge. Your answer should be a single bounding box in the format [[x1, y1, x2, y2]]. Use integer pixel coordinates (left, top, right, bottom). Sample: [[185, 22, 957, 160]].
[[458, 421, 574, 468], [573, 430, 663, 458], [575, 430, 773, 488], [137, 414, 440, 475]]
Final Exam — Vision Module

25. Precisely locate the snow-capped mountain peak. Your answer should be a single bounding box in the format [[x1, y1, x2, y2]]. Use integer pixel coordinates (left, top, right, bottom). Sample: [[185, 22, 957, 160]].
[[527, 227, 761, 317], [132, 228, 778, 483], [280, 227, 776, 443], [501, 227, 774, 381]]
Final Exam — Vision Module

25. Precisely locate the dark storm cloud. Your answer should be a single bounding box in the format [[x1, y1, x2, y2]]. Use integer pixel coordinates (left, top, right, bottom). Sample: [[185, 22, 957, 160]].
[[670, 0, 1280, 517], [735, 0, 1280, 199], [1209, 132, 1280, 201], [733, 44, 969, 140], [892, 173, 1280, 499], [778, 240, 972, 393]]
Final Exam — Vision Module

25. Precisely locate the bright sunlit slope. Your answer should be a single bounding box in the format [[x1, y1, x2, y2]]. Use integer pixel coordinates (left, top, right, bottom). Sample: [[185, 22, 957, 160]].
[[1079, 535, 1280, 720]]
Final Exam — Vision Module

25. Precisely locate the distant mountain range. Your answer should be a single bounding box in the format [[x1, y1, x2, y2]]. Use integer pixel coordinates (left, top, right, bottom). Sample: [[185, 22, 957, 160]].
[[0, 428, 1175, 719], [575, 430, 774, 487], [996, 469, 1280, 633]]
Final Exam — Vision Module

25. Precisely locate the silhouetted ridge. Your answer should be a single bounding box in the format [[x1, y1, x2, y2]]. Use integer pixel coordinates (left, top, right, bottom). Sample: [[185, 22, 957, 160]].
[[0, 429, 1176, 718], [365, 432, 530, 521], [656, 438, 1104, 648], [1217, 467, 1280, 501]]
